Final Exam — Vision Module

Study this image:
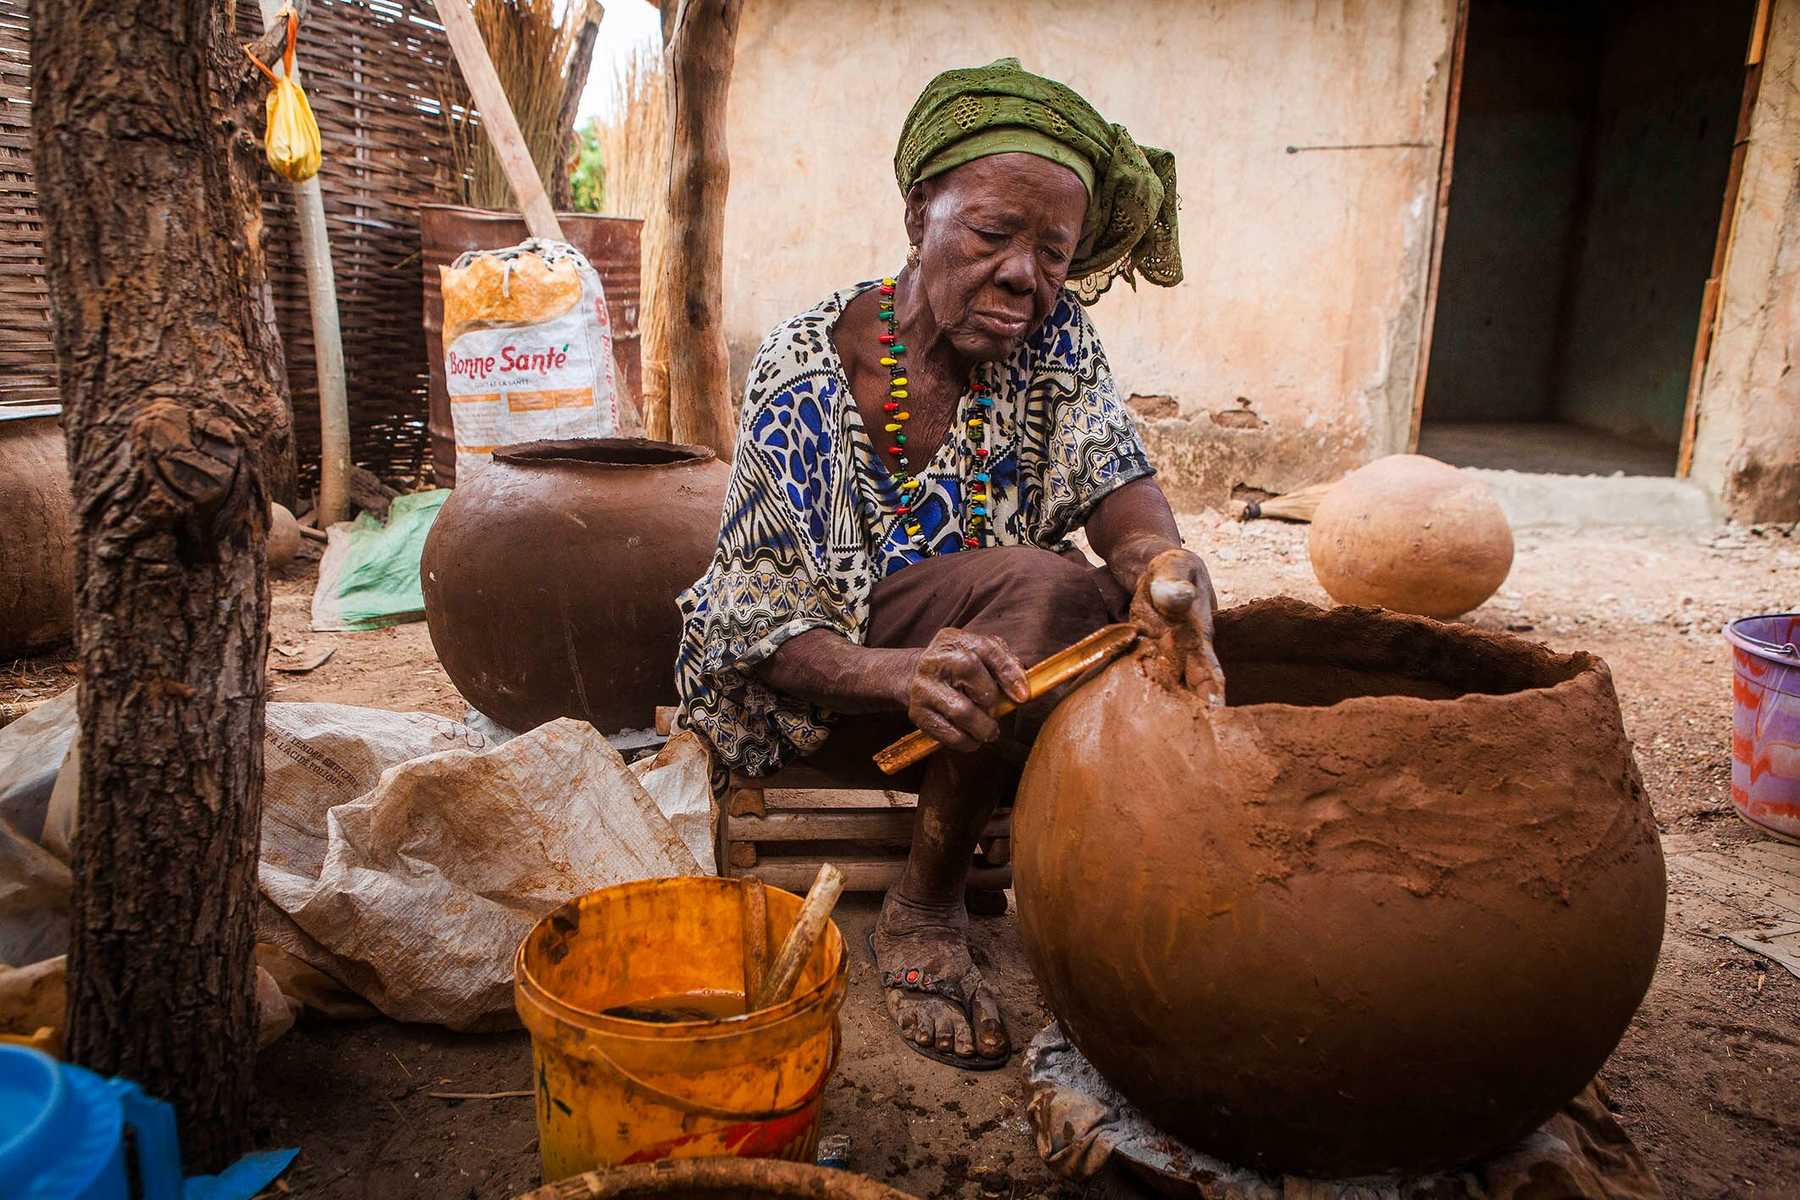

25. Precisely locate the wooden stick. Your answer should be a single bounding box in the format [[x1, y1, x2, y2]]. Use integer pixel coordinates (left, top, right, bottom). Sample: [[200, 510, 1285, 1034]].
[[739, 877, 768, 1005], [427, 1089, 533, 1101], [750, 864, 844, 1011], [258, 1, 351, 527], [432, 0, 565, 241], [874, 624, 1139, 775]]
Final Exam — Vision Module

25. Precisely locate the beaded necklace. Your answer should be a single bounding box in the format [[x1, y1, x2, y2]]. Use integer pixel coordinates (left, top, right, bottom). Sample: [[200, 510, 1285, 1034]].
[[878, 275, 993, 553]]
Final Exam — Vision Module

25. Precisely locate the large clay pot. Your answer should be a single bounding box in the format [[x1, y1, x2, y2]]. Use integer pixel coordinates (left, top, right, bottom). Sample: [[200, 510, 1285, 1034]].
[[1014, 598, 1665, 1177], [0, 406, 75, 655], [421, 438, 728, 734], [422, 205, 644, 487]]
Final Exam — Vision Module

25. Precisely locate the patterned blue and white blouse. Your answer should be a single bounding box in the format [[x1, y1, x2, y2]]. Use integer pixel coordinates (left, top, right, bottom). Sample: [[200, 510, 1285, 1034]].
[[674, 282, 1153, 774]]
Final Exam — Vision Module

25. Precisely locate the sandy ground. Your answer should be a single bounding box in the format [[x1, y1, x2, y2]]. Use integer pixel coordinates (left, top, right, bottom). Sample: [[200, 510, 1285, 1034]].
[[5, 516, 1798, 1199]]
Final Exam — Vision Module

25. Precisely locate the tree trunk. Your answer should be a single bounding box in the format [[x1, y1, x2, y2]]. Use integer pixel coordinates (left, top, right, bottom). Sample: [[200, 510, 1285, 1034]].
[[552, 0, 604, 212], [31, 0, 284, 1172], [643, 0, 742, 458]]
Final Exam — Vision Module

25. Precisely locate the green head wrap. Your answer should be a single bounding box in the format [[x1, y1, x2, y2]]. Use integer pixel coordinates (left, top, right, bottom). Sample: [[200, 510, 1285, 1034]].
[[894, 58, 1182, 302]]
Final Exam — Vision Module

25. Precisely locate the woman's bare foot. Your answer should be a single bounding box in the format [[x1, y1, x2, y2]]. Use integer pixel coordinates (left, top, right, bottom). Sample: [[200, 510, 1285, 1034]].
[[873, 889, 1008, 1061]]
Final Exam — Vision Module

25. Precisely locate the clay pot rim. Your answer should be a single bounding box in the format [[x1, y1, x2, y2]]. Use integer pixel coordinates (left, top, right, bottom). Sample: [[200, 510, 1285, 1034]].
[[1213, 597, 1602, 713], [491, 437, 717, 471]]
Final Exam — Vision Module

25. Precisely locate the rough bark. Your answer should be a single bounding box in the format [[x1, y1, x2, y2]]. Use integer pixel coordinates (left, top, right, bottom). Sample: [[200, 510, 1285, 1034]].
[[643, 0, 741, 458], [31, 0, 284, 1171]]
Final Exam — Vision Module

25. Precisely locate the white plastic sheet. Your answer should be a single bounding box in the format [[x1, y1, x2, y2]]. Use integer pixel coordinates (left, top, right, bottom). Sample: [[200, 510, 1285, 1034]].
[[0, 695, 714, 1035]]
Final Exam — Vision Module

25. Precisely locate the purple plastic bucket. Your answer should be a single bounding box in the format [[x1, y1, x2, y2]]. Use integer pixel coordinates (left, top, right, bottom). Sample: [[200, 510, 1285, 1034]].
[[1725, 614, 1800, 842]]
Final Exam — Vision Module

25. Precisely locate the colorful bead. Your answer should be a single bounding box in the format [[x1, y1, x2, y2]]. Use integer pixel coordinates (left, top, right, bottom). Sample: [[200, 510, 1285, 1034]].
[[975, 472, 990, 482], [968, 418, 983, 428], [896, 411, 910, 420], [890, 389, 908, 399], [880, 356, 897, 366], [882, 277, 896, 287], [890, 343, 906, 353], [884, 423, 901, 433], [965, 538, 979, 549], [891, 376, 908, 386], [884, 402, 899, 413], [887, 446, 902, 456], [902, 480, 919, 491], [880, 334, 895, 345], [896, 505, 910, 515], [895, 434, 906, 444], [976, 448, 990, 458], [977, 395, 993, 406]]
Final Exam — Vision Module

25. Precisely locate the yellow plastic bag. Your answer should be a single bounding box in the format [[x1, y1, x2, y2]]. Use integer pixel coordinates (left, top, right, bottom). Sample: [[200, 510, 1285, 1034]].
[[245, 9, 322, 183]]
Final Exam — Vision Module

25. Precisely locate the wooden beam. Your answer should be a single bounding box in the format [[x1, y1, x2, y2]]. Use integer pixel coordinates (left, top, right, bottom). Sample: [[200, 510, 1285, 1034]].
[[432, 0, 565, 242], [723, 858, 1012, 894], [1677, 0, 1770, 478], [727, 809, 1010, 843], [1406, 0, 1470, 453]]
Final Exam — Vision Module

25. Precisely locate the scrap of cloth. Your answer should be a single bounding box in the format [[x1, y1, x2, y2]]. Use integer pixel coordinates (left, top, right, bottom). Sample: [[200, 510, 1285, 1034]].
[[894, 57, 1182, 301], [673, 284, 1153, 775]]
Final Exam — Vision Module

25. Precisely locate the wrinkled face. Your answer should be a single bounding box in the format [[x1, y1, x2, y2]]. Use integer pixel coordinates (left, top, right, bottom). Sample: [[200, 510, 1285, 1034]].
[[904, 152, 1088, 362]]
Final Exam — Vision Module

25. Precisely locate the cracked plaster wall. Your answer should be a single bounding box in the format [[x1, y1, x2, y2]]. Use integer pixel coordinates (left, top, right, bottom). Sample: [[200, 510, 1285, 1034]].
[[722, 0, 1459, 509], [1689, 2, 1800, 524]]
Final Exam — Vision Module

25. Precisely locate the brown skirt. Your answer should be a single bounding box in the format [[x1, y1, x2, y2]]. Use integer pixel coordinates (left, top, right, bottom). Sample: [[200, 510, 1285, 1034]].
[[802, 545, 1130, 789]]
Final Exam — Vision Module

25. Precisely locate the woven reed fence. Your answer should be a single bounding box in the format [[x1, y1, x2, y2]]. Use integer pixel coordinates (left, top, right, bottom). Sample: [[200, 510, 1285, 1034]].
[[0, 0, 461, 487]]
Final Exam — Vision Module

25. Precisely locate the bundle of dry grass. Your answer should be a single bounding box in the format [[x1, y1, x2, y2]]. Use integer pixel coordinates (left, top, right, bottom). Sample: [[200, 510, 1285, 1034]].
[[593, 45, 667, 218], [440, 0, 602, 211], [1241, 480, 1338, 522]]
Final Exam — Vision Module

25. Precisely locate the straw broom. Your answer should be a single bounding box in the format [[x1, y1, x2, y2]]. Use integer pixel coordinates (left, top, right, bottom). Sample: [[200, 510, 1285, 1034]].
[[1241, 479, 1339, 523]]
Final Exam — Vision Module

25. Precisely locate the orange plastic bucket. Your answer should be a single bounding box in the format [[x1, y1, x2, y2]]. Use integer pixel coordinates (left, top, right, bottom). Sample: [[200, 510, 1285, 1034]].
[[514, 878, 846, 1183]]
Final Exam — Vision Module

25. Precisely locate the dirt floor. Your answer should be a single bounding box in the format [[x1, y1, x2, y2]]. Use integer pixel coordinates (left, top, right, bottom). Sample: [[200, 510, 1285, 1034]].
[[5, 515, 1797, 1199]]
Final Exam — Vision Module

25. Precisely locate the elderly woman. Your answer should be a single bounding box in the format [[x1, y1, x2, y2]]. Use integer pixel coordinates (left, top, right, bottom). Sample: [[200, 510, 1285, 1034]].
[[675, 60, 1215, 1068]]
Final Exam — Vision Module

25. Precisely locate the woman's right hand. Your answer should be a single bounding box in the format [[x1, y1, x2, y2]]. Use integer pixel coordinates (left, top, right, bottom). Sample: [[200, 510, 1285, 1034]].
[[903, 629, 1030, 752]]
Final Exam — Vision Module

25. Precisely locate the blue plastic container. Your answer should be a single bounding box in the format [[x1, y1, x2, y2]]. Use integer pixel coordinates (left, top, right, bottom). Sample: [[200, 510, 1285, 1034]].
[[0, 1045, 294, 1200]]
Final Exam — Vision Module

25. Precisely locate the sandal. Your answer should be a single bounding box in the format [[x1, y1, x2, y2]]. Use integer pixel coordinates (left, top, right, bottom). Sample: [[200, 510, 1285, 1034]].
[[866, 928, 1012, 1071]]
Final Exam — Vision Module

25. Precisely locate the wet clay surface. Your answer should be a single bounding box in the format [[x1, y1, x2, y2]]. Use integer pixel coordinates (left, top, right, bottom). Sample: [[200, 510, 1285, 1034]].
[[6, 520, 1796, 1197], [1017, 599, 1666, 1176]]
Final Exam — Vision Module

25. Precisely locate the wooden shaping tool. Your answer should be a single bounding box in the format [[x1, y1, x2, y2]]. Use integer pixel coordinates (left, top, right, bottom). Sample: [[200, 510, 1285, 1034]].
[[874, 623, 1139, 775]]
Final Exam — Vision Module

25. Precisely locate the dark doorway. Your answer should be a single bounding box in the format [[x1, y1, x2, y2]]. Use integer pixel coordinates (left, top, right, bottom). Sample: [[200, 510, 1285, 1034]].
[[1418, 0, 1755, 476]]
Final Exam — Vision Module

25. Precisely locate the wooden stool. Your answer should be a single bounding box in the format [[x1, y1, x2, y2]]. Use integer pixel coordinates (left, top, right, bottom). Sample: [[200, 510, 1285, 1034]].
[[656, 708, 1012, 899]]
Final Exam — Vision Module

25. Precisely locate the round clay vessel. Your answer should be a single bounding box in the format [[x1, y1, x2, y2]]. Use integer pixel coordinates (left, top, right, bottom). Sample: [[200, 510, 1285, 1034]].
[[0, 406, 75, 655], [268, 502, 303, 570], [1014, 598, 1665, 1177], [421, 438, 729, 733], [1308, 454, 1513, 618]]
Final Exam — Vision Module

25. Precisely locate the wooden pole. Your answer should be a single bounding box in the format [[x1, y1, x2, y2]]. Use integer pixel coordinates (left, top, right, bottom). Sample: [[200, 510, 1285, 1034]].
[[1405, 0, 1469, 453], [648, 0, 742, 459], [258, 1, 350, 526], [433, 0, 566, 242]]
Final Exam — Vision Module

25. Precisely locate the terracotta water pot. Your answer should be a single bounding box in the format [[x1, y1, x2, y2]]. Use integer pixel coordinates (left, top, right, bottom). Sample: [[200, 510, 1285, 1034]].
[[0, 406, 75, 655], [420, 438, 728, 734], [1014, 598, 1665, 1177]]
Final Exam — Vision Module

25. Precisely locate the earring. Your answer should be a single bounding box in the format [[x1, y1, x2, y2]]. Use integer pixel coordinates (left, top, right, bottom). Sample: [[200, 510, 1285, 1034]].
[[906, 242, 920, 267]]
